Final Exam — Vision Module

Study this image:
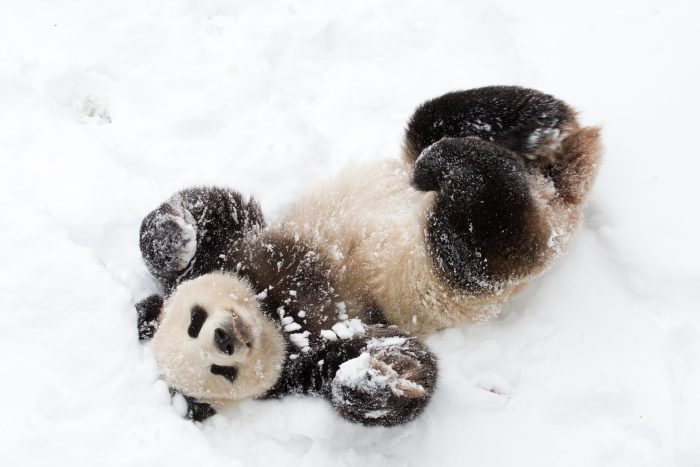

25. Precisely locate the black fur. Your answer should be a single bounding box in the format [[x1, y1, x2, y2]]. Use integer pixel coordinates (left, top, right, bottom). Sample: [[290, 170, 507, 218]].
[[210, 364, 238, 383], [139, 187, 265, 292], [169, 388, 216, 422], [187, 305, 207, 338], [404, 85, 573, 164], [413, 137, 548, 292], [236, 231, 338, 334], [135, 294, 163, 340]]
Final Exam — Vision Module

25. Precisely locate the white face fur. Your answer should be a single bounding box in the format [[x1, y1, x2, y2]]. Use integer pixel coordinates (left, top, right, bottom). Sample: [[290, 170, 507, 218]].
[[153, 272, 286, 407]]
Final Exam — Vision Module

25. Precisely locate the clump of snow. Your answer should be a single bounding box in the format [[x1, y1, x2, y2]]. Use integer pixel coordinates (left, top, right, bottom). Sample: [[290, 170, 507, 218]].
[[332, 352, 425, 401], [280, 316, 294, 325], [255, 288, 268, 300], [364, 409, 389, 419], [366, 336, 407, 350], [289, 331, 311, 351], [335, 301, 349, 320], [334, 352, 380, 387], [320, 329, 338, 341], [331, 318, 366, 339]]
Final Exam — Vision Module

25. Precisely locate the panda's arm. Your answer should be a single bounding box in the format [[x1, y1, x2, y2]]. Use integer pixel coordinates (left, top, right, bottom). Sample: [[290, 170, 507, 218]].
[[135, 294, 163, 340], [266, 325, 438, 427], [168, 388, 217, 422], [139, 187, 266, 291]]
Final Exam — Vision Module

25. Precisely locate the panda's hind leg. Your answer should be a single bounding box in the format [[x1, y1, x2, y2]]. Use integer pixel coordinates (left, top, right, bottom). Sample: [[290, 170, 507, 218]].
[[139, 187, 265, 291], [412, 137, 550, 293], [403, 86, 577, 170]]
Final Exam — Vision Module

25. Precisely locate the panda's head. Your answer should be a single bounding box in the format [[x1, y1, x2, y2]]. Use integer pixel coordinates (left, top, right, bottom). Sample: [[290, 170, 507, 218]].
[[152, 272, 286, 407]]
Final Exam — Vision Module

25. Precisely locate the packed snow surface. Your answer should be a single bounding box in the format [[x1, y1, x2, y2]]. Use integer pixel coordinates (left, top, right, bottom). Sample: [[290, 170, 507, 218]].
[[1, 0, 699, 466]]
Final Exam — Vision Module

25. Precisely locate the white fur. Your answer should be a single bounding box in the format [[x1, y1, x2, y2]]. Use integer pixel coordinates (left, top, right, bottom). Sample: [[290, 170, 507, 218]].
[[280, 158, 583, 334], [153, 272, 286, 406]]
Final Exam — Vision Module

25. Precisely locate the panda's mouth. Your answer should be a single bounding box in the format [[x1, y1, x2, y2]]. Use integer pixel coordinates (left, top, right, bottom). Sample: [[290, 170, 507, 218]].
[[210, 364, 238, 383]]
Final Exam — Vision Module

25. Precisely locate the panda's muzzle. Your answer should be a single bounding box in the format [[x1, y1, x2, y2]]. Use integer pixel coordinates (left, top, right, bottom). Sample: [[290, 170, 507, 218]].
[[214, 324, 236, 355], [214, 317, 253, 356]]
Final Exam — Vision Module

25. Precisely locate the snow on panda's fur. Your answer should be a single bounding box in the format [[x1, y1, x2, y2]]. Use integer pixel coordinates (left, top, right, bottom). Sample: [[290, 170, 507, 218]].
[[136, 86, 600, 426], [281, 86, 600, 334], [138, 192, 438, 426]]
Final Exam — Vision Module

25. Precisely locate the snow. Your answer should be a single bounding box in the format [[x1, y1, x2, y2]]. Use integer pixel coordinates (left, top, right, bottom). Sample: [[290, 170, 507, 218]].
[[332, 319, 366, 340], [334, 353, 379, 387], [0, 0, 698, 466], [320, 329, 338, 341], [289, 331, 311, 350], [367, 337, 408, 350], [284, 322, 302, 332], [332, 352, 425, 402]]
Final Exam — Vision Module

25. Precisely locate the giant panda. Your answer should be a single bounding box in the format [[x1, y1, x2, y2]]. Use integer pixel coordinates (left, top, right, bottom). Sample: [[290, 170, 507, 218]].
[[136, 86, 601, 426]]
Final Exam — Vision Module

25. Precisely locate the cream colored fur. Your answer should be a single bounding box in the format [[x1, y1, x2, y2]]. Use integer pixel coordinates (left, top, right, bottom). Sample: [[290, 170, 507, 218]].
[[153, 272, 286, 406], [280, 146, 597, 334]]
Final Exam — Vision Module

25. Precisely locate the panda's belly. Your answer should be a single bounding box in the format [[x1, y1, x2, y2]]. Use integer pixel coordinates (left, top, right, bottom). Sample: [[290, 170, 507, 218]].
[[280, 159, 512, 334]]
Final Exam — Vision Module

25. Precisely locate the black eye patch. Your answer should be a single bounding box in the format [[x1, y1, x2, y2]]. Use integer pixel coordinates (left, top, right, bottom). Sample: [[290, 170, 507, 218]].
[[210, 364, 238, 383], [188, 305, 208, 338]]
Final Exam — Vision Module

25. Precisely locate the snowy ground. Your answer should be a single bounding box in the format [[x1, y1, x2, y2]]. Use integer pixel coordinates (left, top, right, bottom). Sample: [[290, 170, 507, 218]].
[[1, 0, 699, 466]]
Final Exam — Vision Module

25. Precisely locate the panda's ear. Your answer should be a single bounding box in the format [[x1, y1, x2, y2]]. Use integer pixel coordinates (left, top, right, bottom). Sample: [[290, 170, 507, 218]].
[[135, 294, 164, 340]]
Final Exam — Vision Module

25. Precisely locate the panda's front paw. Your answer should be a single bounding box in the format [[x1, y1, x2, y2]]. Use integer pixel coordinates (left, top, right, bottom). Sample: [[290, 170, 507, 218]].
[[330, 338, 436, 426], [140, 195, 198, 274], [411, 140, 448, 192]]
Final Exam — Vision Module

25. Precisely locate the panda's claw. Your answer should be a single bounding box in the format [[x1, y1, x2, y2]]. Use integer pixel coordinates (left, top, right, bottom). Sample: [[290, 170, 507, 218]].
[[165, 201, 198, 270], [369, 355, 427, 398]]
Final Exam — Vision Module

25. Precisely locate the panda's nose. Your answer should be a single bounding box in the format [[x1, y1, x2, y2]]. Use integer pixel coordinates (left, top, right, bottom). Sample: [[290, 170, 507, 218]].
[[214, 327, 235, 355]]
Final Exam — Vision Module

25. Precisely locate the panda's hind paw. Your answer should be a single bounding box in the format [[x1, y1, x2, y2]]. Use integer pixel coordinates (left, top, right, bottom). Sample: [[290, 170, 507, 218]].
[[411, 139, 455, 192]]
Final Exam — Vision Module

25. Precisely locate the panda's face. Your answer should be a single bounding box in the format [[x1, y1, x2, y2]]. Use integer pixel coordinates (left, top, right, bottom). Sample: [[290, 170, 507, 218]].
[[153, 272, 286, 406]]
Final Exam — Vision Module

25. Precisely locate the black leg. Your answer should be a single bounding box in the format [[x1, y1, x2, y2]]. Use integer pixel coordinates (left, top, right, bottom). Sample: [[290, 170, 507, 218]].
[[135, 294, 163, 340], [139, 187, 266, 291], [413, 137, 549, 293], [262, 324, 437, 427], [404, 86, 575, 168], [168, 388, 216, 422]]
